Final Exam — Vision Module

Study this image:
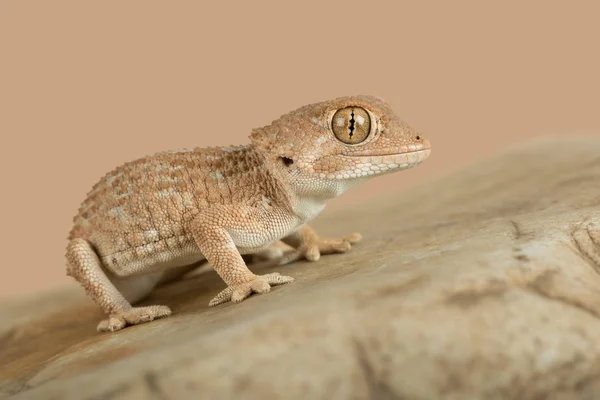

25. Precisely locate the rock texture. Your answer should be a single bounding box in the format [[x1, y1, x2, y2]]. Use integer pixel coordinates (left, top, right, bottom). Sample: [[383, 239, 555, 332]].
[[2, 138, 600, 400]]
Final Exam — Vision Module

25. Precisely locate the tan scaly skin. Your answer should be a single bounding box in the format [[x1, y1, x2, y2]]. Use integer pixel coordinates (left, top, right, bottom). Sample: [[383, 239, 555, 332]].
[[66, 95, 432, 332]]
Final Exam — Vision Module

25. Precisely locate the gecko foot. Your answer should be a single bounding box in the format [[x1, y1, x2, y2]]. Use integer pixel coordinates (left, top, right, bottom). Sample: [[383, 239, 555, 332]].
[[96, 305, 172, 332], [279, 232, 362, 265], [208, 273, 294, 307]]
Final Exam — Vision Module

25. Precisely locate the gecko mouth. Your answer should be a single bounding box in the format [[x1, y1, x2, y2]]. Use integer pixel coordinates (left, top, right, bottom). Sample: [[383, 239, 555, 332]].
[[340, 148, 431, 178], [346, 148, 431, 159], [346, 148, 431, 166], [310, 148, 431, 180]]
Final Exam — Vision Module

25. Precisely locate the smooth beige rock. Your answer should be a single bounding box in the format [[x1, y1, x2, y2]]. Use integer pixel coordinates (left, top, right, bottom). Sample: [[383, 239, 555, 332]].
[[2, 137, 600, 400]]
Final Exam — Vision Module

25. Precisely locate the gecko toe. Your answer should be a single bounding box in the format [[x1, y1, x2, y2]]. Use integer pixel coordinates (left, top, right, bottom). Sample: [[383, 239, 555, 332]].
[[97, 305, 171, 332], [278, 232, 361, 266], [97, 315, 126, 332], [261, 272, 295, 285], [346, 233, 362, 243], [208, 273, 294, 306]]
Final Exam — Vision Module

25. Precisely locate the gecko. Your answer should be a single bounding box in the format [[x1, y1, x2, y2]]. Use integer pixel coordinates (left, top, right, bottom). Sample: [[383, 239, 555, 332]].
[[66, 95, 431, 332]]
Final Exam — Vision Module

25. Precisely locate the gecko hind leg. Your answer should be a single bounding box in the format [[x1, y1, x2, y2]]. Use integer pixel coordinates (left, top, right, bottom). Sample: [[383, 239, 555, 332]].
[[279, 224, 362, 265], [66, 238, 171, 332]]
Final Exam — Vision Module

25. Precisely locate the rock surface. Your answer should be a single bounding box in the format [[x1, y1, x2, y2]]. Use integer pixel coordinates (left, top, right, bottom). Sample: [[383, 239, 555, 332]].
[[2, 138, 600, 400]]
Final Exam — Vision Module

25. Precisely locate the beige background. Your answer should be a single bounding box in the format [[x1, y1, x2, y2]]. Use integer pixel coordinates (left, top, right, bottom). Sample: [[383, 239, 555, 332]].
[[0, 1, 598, 299]]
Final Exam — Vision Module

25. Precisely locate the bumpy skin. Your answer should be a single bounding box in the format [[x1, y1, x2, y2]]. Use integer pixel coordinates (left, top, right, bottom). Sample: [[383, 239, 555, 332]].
[[66, 95, 431, 332]]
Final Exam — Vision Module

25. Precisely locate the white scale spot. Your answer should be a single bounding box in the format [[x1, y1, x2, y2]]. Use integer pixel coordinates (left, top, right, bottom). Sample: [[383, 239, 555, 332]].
[[117, 191, 132, 199], [143, 230, 160, 241], [106, 172, 123, 186], [108, 207, 125, 221], [181, 193, 194, 207], [315, 136, 327, 145], [158, 189, 174, 198], [210, 172, 224, 180]]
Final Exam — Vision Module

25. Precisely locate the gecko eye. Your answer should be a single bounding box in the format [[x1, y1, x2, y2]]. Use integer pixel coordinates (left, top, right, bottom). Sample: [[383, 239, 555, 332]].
[[331, 107, 371, 144]]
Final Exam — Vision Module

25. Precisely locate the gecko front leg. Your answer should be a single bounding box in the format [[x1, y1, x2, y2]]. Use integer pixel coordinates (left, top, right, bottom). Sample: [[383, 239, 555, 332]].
[[189, 206, 294, 307], [278, 224, 362, 265]]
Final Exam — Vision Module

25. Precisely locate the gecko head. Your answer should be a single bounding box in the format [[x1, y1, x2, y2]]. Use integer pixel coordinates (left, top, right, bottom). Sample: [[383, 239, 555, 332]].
[[250, 95, 431, 197]]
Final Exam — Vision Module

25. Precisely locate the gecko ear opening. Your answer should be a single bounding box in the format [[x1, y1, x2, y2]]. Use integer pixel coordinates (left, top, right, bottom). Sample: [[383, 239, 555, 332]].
[[280, 157, 294, 166]]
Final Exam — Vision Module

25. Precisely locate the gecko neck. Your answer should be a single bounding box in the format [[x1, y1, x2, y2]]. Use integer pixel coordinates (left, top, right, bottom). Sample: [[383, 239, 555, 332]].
[[251, 145, 367, 223], [284, 175, 367, 223]]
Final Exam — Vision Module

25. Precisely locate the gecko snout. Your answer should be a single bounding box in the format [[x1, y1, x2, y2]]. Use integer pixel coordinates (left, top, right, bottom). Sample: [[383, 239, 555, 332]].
[[419, 136, 432, 150]]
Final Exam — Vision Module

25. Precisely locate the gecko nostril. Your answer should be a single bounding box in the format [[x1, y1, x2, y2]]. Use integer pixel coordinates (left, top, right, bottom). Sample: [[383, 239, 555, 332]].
[[415, 135, 421, 141]]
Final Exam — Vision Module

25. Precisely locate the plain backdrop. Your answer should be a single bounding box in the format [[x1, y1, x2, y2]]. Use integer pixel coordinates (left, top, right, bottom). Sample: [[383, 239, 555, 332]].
[[1, 1, 598, 299]]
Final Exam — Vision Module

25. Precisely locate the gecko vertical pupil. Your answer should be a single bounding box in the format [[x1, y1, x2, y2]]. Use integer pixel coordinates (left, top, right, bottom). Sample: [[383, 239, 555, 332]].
[[331, 106, 370, 144]]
